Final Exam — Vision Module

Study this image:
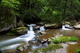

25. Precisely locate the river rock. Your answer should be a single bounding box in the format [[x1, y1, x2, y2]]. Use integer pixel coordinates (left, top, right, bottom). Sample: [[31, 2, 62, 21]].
[[16, 46, 24, 52], [74, 24, 80, 29], [44, 24, 55, 29], [16, 43, 30, 52], [45, 23, 62, 29], [39, 31, 46, 35], [11, 27, 28, 35]]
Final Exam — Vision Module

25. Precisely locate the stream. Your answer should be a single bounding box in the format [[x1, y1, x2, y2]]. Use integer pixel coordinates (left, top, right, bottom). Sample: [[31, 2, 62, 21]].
[[0, 29, 80, 53]]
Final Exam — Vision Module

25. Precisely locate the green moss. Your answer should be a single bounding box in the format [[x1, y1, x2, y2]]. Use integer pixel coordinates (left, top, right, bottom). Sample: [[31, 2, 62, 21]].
[[49, 36, 78, 43], [69, 37, 78, 42], [33, 44, 62, 53], [50, 36, 69, 43], [76, 49, 80, 53], [6, 32, 15, 35], [11, 27, 28, 34], [52, 39, 61, 43], [58, 36, 70, 42]]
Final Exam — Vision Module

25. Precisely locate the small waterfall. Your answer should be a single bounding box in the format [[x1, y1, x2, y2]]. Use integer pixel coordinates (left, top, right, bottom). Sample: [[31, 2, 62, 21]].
[[0, 24, 36, 50], [40, 26, 45, 31], [27, 24, 36, 34], [21, 24, 36, 42], [29, 25, 34, 31], [62, 25, 66, 29], [61, 25, 70, 30]]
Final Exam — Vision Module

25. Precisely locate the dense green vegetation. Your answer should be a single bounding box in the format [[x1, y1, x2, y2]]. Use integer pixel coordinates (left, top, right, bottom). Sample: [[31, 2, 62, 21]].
[[0, 0, 80, 31]]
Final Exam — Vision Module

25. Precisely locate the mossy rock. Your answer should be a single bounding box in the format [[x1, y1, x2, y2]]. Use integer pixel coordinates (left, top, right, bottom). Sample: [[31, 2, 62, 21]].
[[6, 32, 15, 35], [49, 36, 78, 43], [11, 27, 28, 35], [69, 37, 78, 42], [33, 44, 62, 53]]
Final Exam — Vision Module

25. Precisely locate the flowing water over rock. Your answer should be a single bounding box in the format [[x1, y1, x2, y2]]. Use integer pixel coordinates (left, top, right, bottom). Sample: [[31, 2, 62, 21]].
[[39, 26, 45, 32], [0, 24, 37, 53], [0, 27, 80, 53], [61, 25, 72, 30]]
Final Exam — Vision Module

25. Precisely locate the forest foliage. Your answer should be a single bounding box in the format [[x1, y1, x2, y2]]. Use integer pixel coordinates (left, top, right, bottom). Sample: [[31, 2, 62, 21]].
[[0, 0, 80, 29]]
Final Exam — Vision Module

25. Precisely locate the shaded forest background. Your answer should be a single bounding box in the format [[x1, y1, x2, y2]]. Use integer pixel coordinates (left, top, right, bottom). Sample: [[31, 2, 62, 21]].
[[0, 0, 80, 32]]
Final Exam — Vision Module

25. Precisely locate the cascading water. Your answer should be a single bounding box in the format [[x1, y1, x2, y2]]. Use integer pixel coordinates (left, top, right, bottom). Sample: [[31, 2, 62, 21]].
[[0, 37, 23, 48], [39, 26, 45, 31], [23, 24, 36, 42], [36, 26, 45, 35], [0, 24, 36, 51], [27, 24, 36, 34], [29, 24, 34, 31], [61, 25, 70, 30]]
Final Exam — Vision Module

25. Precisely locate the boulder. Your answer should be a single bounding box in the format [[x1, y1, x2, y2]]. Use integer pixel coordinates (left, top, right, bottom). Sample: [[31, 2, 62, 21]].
[[16, 43, 30, 52], [39, 31, 46, 35], [74, 24, 80, 29], [44, 23, 62, 29], [44, 24, 55, 29], [16, 46, 25, 52], [11, 27, 28, 35]]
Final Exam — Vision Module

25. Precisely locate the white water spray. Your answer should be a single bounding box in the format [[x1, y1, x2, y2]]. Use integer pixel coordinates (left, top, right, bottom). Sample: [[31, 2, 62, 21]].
[[40, 26, 45, 31], [61, 25, 71, 30], [0, 24, 36, 50]]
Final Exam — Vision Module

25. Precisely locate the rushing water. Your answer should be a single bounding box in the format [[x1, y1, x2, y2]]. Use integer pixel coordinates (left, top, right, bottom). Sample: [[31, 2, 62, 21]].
[[0, 28, 80, 53], [39, 29, 80, 53], [39, 26, 45, 31], [28, 29, 80, 53], [0, 24, 36, 53], [61, 25, 71, 30]]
